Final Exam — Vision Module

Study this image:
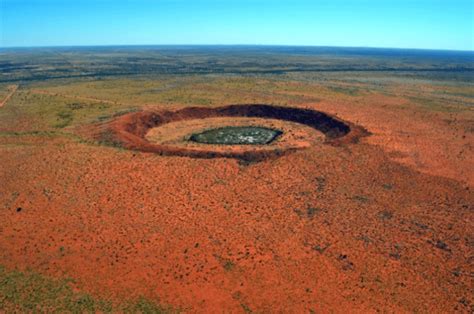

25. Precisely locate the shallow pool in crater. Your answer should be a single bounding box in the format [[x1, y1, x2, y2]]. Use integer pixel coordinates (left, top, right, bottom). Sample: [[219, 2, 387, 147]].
[[189, 126, 283, 145]]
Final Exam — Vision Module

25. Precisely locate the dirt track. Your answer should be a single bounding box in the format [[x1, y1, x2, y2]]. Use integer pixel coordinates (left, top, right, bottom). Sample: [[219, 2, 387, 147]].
[[0, 85, 18, 108]]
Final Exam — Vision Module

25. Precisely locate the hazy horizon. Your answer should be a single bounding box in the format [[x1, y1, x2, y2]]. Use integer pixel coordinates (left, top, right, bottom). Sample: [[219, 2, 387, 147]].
[[1, 44, 474, 53]]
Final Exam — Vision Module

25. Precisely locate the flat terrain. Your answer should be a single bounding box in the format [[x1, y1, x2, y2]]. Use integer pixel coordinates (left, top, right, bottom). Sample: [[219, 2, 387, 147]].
[[146, 117, 319, 151], [0, 46, 473, 312]]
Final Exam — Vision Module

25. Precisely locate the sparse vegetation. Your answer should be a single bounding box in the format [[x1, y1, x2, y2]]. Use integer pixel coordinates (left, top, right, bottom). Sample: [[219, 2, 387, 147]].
[[0, 46, 472, 313], [0, 266, 171, 313]]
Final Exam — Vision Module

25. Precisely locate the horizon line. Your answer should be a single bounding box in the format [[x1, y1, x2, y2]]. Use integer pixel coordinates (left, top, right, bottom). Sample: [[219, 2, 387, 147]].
[[1, 44, 473, 53]]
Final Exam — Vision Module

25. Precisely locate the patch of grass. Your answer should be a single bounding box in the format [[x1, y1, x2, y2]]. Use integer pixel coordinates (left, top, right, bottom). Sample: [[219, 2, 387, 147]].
[[223, 260, 235, 271], [98, 130, 124, 149], [0, 130, 60, 137], [0, 90, 138, 132], [352, 195, 370, 203], [408, 96, 463, 112], [313, 243, 330, 254], [433, 85, 474, 98], [0, 265, 172, 313], [307, 207, 323, 218], [213, 254, 236, 271], [315, 176, 326, 192], [96, 108, 139, 122], [66, 102, 86, 110], [240, 302, 252, 313], [328, 86, 360, 96], [378, 210, 393, 220], [54, 110, 74, 128], [123, 296, 172, 313]]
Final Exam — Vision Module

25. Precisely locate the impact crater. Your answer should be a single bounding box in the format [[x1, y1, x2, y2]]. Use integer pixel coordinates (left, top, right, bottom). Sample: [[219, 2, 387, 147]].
[[84, 104, 369, 161]]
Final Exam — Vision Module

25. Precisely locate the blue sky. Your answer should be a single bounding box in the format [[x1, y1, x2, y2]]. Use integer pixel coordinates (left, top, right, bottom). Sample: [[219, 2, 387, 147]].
[[1, 0, 473, 50]]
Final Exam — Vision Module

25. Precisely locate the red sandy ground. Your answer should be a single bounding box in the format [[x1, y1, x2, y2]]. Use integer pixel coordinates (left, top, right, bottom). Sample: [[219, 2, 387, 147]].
[[0, 97, 473, 312]]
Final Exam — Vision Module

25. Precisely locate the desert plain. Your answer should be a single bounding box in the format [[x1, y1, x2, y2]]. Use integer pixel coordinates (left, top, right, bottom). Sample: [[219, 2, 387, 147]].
[[0, 47, 473, 312]]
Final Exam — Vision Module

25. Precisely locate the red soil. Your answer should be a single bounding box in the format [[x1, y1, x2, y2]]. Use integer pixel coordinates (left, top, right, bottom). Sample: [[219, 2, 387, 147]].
[[0, 101, 473, 312]]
